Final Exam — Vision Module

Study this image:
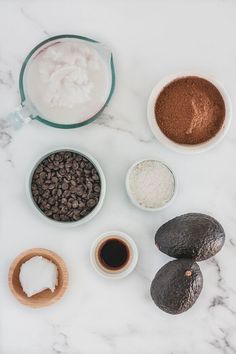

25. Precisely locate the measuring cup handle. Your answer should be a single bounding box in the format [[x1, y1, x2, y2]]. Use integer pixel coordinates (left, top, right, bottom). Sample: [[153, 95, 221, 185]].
[[8, 103, 33, 130]]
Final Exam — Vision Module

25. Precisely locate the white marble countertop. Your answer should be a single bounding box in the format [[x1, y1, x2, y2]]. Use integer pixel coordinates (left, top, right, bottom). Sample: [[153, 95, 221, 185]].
[[0, 1, 236, 353]]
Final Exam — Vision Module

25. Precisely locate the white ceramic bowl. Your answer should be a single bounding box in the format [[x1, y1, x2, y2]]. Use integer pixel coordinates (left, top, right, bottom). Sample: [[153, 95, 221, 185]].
[[26, 147, 106, 227], [90, 231, 138, 279], [147, 72, 232, 154], [126, 159, 177, 212]]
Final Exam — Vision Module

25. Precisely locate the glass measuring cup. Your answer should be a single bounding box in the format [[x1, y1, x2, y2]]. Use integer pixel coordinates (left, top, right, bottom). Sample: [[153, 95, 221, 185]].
[[10, 34, 115, 129]]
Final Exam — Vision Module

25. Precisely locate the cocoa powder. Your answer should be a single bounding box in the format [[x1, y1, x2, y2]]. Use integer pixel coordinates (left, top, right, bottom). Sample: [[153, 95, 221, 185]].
[[155, 76, 225, 145]]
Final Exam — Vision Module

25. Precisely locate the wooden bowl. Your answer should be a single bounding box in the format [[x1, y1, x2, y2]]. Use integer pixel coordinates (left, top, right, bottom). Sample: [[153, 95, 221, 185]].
[[8, 248, 69, 308]]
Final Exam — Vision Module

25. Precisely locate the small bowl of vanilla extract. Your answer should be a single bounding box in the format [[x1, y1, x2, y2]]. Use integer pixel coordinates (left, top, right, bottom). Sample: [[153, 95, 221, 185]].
[[90, 231, 138, 279]]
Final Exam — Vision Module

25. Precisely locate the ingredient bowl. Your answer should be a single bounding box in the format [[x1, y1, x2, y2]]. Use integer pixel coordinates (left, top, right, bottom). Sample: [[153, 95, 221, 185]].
[[26, 147, 106, 227], [90, 231, 138, 279], [147, 72, 232, 154], [126, 159, 177, 211], [8, 248, 68, 308]]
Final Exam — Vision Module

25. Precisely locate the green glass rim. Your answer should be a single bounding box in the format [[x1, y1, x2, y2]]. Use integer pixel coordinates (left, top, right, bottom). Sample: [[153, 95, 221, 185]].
[[19, 34, 115, 129]]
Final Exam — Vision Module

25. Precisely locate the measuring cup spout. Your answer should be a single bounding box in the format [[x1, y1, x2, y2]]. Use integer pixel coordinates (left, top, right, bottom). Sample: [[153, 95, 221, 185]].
[[8, 103, 34, 130]]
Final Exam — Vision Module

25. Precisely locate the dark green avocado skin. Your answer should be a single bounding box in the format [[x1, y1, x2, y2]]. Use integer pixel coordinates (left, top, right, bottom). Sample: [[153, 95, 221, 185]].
[[155, 213, 225, 261], [150, 259, 203, 314]]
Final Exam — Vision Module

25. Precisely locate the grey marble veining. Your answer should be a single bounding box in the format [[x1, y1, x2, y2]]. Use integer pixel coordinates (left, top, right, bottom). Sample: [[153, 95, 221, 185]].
[[0, 1, 236, 354]]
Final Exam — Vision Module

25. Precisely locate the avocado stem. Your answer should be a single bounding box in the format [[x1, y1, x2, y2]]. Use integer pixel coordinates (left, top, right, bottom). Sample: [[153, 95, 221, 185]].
[[185, 270, 192, 277]]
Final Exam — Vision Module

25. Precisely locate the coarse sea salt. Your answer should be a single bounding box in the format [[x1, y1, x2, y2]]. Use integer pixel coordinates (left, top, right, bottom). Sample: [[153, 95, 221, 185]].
[[19, 256, 58, 297], [128, 160, 175, 209]]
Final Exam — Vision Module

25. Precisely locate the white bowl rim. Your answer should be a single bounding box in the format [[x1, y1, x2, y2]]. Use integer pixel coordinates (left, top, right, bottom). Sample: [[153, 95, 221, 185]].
[[147, 71, 232, 154], [125, 158, 177, 212], [90, 230, 138, 279], [25, 146, 106, 227]]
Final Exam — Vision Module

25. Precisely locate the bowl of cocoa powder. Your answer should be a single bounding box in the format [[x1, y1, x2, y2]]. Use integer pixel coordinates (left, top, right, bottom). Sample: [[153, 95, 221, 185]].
[[147, 73, 231, 153], [26, 148, 106, 226]]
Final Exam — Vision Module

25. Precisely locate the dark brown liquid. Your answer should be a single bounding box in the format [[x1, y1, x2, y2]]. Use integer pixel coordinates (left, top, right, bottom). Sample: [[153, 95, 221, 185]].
[[98, 238, 130, 271]]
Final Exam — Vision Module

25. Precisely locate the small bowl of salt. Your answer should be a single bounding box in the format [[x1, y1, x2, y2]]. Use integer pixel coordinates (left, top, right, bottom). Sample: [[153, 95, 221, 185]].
[[8, 248, 68, 308], [126, 159, 177, 211]]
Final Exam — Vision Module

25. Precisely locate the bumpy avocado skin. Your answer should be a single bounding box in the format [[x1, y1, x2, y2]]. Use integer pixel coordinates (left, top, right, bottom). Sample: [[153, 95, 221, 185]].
[[150, 259, 203, 314], [155, 213, 225, 261]]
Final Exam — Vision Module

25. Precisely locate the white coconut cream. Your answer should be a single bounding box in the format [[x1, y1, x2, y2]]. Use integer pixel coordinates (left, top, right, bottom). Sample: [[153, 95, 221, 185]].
[[25, 40, 110, 124], [19, 256, 58, 297]]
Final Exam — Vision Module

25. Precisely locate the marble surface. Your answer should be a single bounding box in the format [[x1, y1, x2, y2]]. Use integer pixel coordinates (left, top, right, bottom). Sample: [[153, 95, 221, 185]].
[[0, 0, 236, 353]]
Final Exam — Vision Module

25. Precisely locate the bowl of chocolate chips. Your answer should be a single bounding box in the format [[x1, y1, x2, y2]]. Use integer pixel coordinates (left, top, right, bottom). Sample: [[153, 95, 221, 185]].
[[27, 148, 106, 226], [147, 72, 232, 153]]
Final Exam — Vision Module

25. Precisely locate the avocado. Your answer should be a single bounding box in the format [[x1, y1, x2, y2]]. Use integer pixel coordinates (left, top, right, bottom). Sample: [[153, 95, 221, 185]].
[[150, 259, 203, 314], [155, 213, 225, 261]]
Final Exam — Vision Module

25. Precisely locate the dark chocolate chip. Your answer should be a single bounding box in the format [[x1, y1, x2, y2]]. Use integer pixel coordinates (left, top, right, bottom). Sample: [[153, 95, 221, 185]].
[[62, 183, 69, 190], [31, 150, 101, 222], [72, 200, 79, 208]]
